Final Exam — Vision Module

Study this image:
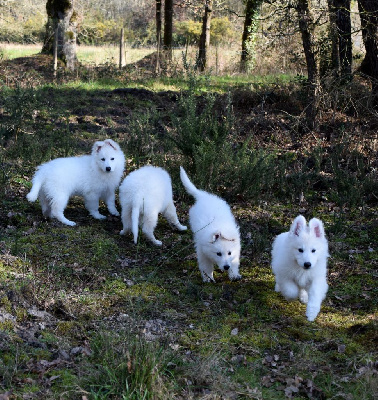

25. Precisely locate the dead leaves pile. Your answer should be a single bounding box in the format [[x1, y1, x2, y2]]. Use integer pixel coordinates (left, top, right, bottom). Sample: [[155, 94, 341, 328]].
[[262, 353, 326, 399]]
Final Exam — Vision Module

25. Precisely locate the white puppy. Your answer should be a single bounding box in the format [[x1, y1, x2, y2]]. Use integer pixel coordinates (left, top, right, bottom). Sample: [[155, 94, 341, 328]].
[[271, 215, 329, 321], [180, 167, 241, 282], [119, 165, 187, 246], [27, 139, 125, 226]]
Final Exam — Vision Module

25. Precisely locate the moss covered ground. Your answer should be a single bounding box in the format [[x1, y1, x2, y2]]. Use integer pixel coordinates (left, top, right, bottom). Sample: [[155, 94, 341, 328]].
[[0, 55, 377, 399]]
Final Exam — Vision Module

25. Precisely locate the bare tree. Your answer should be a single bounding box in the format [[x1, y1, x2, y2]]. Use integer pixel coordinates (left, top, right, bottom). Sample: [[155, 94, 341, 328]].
[[42, 0, 78, 71], [357, 0, 378, 108], [197, 0, 213, 71], [156, 0, 162, 45], [295, 0, 320, 129], [327, 0, 352, 78], [156, 0, 162, 72], [164, 0, 173, 61]]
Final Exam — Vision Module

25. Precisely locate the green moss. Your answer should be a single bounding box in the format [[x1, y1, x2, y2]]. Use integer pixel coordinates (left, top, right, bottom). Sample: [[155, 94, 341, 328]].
[[65, 30, 75, 40], [0, 296, 12, 313], [0, 320, 15, 331], [15, 307, 28, 322], [56, 321, 85, 338]]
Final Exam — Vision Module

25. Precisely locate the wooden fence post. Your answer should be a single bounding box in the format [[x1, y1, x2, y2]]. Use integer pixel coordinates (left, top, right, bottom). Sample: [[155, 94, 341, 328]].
[[119, 28, 125, 68], [53, 25, 58, 77]]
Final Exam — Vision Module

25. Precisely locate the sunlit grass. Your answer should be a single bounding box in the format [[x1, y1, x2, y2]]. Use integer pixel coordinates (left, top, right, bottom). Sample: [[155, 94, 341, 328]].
[[0, 42, 241, 72], [0, 43, 42, 59]]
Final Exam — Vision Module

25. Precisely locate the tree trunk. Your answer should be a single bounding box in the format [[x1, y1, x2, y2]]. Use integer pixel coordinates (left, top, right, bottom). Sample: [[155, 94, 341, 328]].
[[163, 0, 173, 62], [327, 0, 352, 78], [296, 0, 320, 130], [327, 0, 340, 73], [42, 0, 78, 71], [198, 0, 213, 72], [156, 0, 162, 45], [240, 0, 263, 73], [156, 0, 162, 73], [357, 0, 378, 108]]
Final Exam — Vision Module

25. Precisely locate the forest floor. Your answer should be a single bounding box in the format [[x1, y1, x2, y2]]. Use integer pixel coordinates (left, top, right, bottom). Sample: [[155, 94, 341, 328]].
[[0, 55, 377, 399]]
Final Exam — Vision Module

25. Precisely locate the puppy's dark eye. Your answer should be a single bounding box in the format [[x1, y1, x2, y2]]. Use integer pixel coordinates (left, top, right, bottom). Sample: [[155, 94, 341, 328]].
[[228, 251, 231, 255], [111, 158, 114, 160], [312, 249, 316, 253], [217, 252, 222, 256], [101, 158, 105, 161], [298, 248, 304, 253]]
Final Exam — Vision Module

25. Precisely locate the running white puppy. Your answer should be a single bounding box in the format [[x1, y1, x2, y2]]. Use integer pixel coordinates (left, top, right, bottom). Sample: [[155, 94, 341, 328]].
[[180, 166, 241, 283], [27, 139, 125, 226], [119, 166, 187, 246], [271, 215, 329, 321]]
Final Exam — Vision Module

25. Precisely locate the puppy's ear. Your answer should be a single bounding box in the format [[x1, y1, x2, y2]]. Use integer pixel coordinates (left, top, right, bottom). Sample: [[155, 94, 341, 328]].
[[290, 215, 306, 236], [92, 141, 104, 153], [309, 218, 325, 238], [212, 232, 221, 242], [104, 139, 118, 151]]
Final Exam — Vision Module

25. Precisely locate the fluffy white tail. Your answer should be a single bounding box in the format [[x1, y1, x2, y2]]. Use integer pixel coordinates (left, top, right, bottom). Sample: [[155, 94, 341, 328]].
[[180, 166, 199, 198], [131, 205, 140, 244], [26, 178, 42, 202]]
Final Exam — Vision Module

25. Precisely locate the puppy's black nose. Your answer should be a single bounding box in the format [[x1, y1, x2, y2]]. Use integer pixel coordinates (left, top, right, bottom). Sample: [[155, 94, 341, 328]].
[[224, 265, 230, 271], [304, 262, 311, 269], [106, 166, 111, 172]]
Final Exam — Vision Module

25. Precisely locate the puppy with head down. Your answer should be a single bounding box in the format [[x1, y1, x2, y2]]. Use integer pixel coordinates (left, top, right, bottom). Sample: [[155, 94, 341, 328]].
[[119, 165, 187, 246], [180, 167, 241, 282]]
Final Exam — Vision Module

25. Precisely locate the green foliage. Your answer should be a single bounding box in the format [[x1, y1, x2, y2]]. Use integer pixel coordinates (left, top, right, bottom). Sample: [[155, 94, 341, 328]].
[[125, 110, 162, 168], [166, 73, 280, 200], [174, 17, 236, 47], [210, 17, 235, 46], [78, 17, 126, 45], [174, 20, 201, 46]]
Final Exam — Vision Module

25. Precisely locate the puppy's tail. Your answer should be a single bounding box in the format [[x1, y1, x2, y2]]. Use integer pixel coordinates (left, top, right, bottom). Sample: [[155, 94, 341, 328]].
[[180, 166, 200, 198], [26, 174, 42, 202], [131, 205, 140, 244]]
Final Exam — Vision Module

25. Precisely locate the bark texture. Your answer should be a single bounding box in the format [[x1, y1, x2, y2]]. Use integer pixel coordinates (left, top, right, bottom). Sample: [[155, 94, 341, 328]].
[[358, 0, 378, 108], [240, 0, 263, 73], [163, 0, 173, 61], [327, 0, 352, 78], [296, 0, 320, 129], [198, 0, 213, 71], [42, 0, 78, 71]]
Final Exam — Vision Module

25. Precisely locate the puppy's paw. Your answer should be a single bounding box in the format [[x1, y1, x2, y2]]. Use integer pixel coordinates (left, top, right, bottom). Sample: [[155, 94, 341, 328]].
[[153, 239, 163, 246], [201, 272, 215, 283], [110, 210, 120, 217], [299, 289, 308, 304], [178, 225, 187, 231], [306, 306, 320, 322], [92, 212, 106, 220], [65, 221, 76, 227]]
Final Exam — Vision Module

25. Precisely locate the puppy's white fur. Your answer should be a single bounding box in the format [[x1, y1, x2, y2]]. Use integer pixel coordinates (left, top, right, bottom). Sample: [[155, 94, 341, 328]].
[[27, 139, 125, 226], [180, 167, 241, 282], [119, 166, 187, 246], [271, 215, 329, 321]]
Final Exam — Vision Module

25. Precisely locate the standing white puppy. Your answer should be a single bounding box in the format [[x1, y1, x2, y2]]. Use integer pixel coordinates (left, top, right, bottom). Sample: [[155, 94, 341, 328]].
[[180, 167, 241, 282], [27, 139, 125, 226], [271, 215, 329, 321], [119, 166, 187, 246]]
